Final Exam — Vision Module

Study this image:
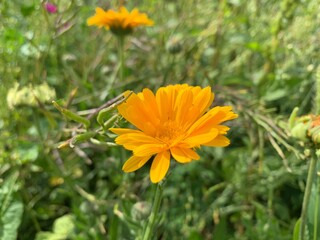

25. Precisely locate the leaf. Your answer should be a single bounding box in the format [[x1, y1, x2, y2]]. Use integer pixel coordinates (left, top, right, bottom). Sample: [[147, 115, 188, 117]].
[[292, 218, 300, 240], [212, 216, 228, 240], [35, 232, 66, 240], [20, 4, 35, 17], [0, 173, 24, 240], [188, 231, 203, 240], [307, 175, 320, 240], [262, 89, 287, 102], [53, 214, 75, 236], [35, 214, 75, 240], [15, 143, 39, 164]]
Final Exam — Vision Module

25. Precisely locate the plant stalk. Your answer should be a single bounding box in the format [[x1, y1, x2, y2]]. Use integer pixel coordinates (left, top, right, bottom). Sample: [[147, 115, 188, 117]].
[[300, 151, 318, 240], [118, 36, 125, 82], [142, 183, 163, 240]]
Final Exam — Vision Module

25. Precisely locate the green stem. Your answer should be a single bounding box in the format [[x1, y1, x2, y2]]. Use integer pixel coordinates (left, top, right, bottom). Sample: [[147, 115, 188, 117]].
[[313, 169, 320, 240], [300, 151, 318, 240], [142, 183, 163, 240], [118, 36, 125, 82]]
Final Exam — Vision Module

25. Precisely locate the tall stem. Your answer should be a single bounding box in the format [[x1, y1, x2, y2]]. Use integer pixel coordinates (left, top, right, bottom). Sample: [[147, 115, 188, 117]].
[[300, 151, 318, 240], [313, 168, 320, 240], [118, 36, 125, 82], [142, 183, 163, 240]]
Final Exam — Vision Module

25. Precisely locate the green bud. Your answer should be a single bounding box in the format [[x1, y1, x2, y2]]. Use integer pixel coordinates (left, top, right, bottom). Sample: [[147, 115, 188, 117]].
[[166, 35, 183, 54], [290, 122, 309, 140], [71, 132, 97, 147], [53, 101, 90, 128]]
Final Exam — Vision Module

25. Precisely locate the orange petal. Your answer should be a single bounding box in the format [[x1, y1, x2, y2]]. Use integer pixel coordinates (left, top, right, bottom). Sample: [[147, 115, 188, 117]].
[[87, 8, 108, 26], [150, 151, 170, 183], [133, 143, 164, 157], [171, 147, 200, 163], [156, 87, 170, 121], [109, 128, 141, 135], [187, 106, 237, 136], [204, 135, 230, 147], [193, 86, 214, 116], [118, 92, 157, 135], [122, 155, 151, 172], [115, 133, 161, 151], [183, 129, 219, 147], [174, 89, 193, 125]]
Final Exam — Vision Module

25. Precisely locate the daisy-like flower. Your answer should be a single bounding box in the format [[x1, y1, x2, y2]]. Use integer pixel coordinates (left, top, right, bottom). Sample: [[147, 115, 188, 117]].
[[87, 6, 153, 36], [110, 84, 238, 183]]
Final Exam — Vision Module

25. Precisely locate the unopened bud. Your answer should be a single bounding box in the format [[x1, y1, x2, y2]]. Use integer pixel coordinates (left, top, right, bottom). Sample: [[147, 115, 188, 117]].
[[166, 35, 183, 54]]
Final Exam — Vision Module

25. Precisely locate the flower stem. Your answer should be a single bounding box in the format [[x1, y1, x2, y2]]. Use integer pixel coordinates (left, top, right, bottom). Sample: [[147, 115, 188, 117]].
[[118, 36, 125, 82], [313, 169, 320, 240], [142, 183, 163, 240], [300, 151, 318, 240]]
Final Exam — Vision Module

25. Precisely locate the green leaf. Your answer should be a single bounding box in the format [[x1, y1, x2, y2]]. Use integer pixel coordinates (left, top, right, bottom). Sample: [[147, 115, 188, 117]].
[[35, 214, 75, 240], [293, 218, 300, 240], [35, 232, 66, 240], [15, 143, 39, 164], [20, 4, 35, 17], [262, 89, 287, 102], [307, 175, 320, 240], [188, 230, 203, 240], [0, 173, 23, 240], [53, 214, 75, 236]]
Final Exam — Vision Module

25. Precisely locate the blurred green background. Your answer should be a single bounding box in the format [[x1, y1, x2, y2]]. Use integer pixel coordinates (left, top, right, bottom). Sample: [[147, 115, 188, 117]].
[[1, 0, 320, 239]]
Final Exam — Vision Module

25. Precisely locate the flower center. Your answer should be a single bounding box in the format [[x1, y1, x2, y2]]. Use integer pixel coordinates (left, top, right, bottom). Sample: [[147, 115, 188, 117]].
[[155, 120, 185, 146]]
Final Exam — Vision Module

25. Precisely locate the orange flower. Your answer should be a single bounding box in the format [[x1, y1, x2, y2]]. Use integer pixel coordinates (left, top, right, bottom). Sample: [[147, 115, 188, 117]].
[[110, 84, 238, 183], [87, 6, 153, 36]]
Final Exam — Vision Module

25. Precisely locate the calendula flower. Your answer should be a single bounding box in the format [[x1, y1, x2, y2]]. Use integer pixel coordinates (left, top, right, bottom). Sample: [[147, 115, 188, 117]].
[[87, 6, 153, 36], [110, 84, 238, 183]]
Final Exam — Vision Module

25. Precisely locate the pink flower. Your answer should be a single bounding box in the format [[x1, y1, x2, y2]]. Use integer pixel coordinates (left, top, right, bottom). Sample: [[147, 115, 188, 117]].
[[45, 3, 57, 14]]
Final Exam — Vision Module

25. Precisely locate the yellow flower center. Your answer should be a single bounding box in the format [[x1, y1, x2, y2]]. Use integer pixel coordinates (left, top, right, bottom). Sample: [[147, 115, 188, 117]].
[[155, 120, 185, 146]]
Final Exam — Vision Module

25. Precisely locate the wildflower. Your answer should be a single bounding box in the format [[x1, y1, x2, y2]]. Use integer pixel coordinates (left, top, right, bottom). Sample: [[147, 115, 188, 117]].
[[87, 6, 153, 36], [44, 2, 58, 14], [110, 84, 238, 183]]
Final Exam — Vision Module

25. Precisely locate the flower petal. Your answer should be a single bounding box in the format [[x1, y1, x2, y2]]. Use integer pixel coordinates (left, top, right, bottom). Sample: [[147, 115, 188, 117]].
[[117, 92, 158, 134], [122, 155, 151, 172], [204, 135, 230, 147], [171, 147, 200, 163], [183, 129, 219, 147], [150, 151, 170, 183], [115, 132, 162, 151], [186, 106, 237, 137], [133, 144, 165, 157], [109, 128, 141, 135]]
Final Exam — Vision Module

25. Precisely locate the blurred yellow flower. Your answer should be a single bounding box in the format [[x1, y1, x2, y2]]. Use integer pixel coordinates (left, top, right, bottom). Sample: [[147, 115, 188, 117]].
[[87, 6, 153, 36], [110, 84, 237, 183]]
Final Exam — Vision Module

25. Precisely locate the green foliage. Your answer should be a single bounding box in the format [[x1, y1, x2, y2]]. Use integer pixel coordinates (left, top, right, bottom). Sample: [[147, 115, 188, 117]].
[[1, 0, 320, 239], [0, 173, 24, 240], [35, 214, 75, 240]]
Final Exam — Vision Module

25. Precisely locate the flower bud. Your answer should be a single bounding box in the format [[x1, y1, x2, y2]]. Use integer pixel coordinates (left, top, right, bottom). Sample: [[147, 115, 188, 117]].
[[290, 122, 309, 141], [166, 35, 183, 54], [45, 3, 57, 14]]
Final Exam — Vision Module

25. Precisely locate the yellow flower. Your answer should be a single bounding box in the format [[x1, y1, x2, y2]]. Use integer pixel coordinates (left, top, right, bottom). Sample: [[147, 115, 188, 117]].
[[87, 6, 154, 36], [110, 84, 238, 183]]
